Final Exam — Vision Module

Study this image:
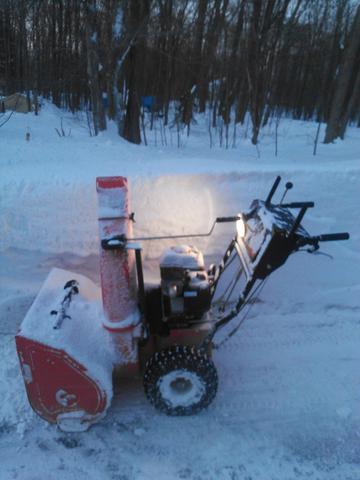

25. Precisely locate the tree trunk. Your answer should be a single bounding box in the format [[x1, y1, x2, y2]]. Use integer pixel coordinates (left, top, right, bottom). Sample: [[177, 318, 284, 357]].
[[324, 5, 360, 143], [339, 65, 360, 139], [85, 2, 106, 135], [194, 0, 208, 113], [123, 46, 141, 143], [122, 0, 150, 144]]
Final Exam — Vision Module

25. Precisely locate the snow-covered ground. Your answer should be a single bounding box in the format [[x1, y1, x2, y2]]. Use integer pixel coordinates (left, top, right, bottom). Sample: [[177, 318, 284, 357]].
[[1, 103, 359, 479]]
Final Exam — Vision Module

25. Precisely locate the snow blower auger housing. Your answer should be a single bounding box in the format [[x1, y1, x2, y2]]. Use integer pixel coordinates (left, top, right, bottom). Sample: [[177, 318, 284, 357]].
[[16, 176, 349, 431]]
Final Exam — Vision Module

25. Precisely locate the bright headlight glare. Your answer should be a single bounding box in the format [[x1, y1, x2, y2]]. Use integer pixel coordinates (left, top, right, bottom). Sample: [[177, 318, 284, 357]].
[[236, 216, 246, 237], [168, 284, 178, 298]]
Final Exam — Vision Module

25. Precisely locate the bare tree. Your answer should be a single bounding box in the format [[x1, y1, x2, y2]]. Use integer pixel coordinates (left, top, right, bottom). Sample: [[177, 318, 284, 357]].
[[85, 0, 106, 135], [1, 0, 359, 147], [122, 0, 151, 144], [324, 4, 360, 143]]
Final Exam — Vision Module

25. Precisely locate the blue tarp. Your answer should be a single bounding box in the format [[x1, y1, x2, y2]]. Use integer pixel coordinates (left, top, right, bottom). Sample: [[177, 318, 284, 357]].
[[141, 95, 155, 110]]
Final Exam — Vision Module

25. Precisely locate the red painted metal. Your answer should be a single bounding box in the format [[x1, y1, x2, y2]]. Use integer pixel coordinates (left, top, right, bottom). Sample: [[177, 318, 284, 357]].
[[15, 335, 107, 425], [15, 176, 140, 429], [96, 176, 136, 325], [96, 176, 127, 190], [96, 176, 139, 367]]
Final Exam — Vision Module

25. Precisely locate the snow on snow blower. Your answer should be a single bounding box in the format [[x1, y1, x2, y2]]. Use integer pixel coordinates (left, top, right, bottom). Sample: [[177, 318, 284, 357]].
[[16, 176, 349, 431]]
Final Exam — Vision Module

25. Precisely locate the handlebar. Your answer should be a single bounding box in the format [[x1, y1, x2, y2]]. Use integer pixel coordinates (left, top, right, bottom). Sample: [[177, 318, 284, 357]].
[[312, 232, 350, 242], [298, 232, 350, 248], [216, 216, 241, 223], [280, 202, 314, 209], [265, 176, 281, 206]]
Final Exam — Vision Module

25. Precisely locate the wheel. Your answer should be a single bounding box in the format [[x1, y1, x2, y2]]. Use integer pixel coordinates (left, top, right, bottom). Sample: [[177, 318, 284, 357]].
[[143, 345, 218, 416]]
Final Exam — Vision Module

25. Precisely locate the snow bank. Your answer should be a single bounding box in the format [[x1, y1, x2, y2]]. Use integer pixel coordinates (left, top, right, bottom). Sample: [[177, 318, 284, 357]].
[[0, 336, 32, 431], [1, 100, 359, 263]]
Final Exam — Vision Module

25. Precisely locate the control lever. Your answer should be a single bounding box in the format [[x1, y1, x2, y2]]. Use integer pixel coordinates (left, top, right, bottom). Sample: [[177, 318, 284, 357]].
[[280, 181, 293, 204]]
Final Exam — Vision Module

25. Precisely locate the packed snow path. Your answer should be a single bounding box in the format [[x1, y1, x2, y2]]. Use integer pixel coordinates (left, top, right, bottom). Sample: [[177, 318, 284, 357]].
[[0, 104, 359, 479]]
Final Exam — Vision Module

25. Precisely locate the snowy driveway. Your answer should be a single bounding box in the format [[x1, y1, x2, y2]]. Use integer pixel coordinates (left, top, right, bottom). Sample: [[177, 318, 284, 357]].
[[1, 108, 359, 479]]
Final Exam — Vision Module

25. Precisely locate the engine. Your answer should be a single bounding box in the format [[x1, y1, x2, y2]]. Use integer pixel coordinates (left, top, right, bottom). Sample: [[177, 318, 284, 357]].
[[160, 245, 211, 322]]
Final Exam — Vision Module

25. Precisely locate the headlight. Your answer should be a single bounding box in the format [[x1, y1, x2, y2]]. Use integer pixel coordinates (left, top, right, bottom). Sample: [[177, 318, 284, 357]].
[[168, 284, 178, 298], [236, 216, 246, 238]]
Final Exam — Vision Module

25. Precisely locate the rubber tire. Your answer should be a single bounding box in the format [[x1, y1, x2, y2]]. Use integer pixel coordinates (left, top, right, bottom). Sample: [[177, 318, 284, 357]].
[[143, 345, 218, 416]]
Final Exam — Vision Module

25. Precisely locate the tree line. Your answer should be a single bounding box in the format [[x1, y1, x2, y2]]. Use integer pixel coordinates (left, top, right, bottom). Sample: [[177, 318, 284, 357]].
[[1, 0, 359, 145]]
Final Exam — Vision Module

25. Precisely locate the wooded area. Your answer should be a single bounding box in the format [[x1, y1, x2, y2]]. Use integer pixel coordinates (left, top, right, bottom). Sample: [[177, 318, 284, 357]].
[[1, 0, 359, 145]]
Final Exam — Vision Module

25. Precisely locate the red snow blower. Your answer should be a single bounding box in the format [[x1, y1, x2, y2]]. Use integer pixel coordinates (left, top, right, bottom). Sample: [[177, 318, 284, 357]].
[[16, 176, 349, 431]]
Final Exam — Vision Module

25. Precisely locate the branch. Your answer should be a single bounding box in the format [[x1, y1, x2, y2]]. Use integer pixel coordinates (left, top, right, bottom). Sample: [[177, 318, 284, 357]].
[[0, 110, 15, 128]]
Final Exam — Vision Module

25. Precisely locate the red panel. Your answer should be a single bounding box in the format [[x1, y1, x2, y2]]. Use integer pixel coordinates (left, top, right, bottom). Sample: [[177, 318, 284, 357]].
[[99, 247, 134, 323], [97, 177, 134, 323], [96, 176, 127, 189], [96, 176, 139, 366], [15, 335, 107, 424]]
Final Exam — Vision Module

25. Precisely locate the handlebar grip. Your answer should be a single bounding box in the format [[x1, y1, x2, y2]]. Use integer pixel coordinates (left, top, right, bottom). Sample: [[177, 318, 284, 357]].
[[316, 232, 350, 242], [280, 201, 314, 209], [216, 216, 241, 223]]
